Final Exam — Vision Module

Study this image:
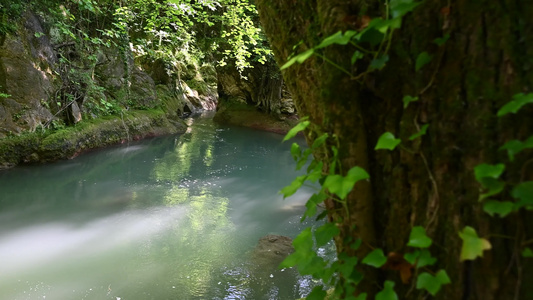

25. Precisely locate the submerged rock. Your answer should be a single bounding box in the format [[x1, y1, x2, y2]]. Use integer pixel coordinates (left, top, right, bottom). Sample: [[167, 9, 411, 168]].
[[251, 234, 294, 270]]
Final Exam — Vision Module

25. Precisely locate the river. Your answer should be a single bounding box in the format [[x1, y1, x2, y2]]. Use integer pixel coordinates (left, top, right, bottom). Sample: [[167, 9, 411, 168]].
[[0, 114, 332, 300]]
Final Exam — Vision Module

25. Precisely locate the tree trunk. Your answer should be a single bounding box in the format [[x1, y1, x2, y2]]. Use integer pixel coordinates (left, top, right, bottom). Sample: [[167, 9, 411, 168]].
[[256, 0, 533, 299]]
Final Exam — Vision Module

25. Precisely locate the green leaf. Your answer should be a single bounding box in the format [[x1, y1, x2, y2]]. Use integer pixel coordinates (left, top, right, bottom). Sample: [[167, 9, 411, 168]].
[[407, 226, 433, 248], [404, 250, 420, 265], [390, 0, 423, 18], [522, 247, 533, 258], [280, 175, 306, 198], [338, 253, 359, 277], [375, 281, 398, 300], [316, 30, 357, 49], [302, 192, 327, 221], [416, 249, 437, 268], [409, 124, 429, 140], [306, 286, 327, 300], [483, 200, 514, 217], [280, 49, 314, 70], [290, 143, 301, 161], [459, 226, 491, 261], [499, 140, 525, 161], [315, 223, 340, 246], [416, 270, 451, 296], [474, 163, 505, 182], [375, 132, 401, 150], [351, 51, 364, 65], [369, 54, 389, 71], [511, 181, 533, 207], [283, 120, 310, 142], [354, 293, 367, 300], [415, 51, 433, 71], [478, 178, 505, 200], [312, 133, 329, 149], [403, 95, 419, 109], [323, 167, 369, 200], [497, 93, 533, 116], [362, 249, 387, 268], [359, 27, 385, 46], [433, 34, 450, 46]]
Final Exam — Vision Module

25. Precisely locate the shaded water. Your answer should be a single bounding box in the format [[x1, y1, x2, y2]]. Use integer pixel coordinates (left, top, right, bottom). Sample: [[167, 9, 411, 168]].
[[0, 114, 332, 300]]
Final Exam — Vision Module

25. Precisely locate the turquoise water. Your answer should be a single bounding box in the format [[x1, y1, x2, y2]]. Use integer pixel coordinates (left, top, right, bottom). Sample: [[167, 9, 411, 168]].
[[0, 114, 332, 300]]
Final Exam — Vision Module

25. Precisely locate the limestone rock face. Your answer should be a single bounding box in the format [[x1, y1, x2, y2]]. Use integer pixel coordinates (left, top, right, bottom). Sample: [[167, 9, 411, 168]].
[[0, 11, 57, 137]]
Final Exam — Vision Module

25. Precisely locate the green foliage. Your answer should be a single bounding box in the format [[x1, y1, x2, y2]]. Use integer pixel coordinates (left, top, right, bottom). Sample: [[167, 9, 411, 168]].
[[407, 226, 432, 248], [458, 226, 491, 261], [362, 249, 387, 268], [497, 93, 533, 116], [402, 95, 418, 109], [415, 51, 432, 71], [375, 132, 401, 150], [375, 281, 398, 300], [409, 124, 429, 140], [416, 270, 451, 296]]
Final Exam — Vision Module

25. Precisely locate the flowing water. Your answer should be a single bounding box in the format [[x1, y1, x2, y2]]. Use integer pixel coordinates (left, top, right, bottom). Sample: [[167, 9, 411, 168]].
[[0, 114, 332, 300]]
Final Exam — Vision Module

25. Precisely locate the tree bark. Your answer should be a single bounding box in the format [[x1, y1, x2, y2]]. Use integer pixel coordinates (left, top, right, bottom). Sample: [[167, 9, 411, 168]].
[[256, 0, 533, 299]]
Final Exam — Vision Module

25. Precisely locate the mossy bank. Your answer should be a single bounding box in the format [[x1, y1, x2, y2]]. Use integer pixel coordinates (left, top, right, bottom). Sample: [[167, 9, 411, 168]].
[[0, 109, 186, 169]]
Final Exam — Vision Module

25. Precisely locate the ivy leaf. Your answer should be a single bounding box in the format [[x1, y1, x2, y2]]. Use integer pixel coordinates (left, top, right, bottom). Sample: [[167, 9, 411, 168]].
[[483, 200, 514, 217], [351, 50, 364, 65], [459, 226, 491, 261], [354, 293, 367, 300], [369, 54, 390, 71], [403, 95, 419, 109], [511, 181, 533, 208], [281, 49, 314, 70], [316, 30, 357, 49], [283, 120, 310, 142], [407, 226, 433, 248], [290, 143, 301, 161], [280, 175, 306, 198], [323, 167, 369, 199], [499, 140, 525, 161], [315, 223, 340, 246], [433, 34, 450, 46], [409, 124, 429, 140], [390, 0, 423, 18], [474, 163, 505, 181], [497, 93, 533, 116], [404, 251, 420, 265], [416, 270, 451, 296], [522, 247, 533, 258], [359, 27, 385, 47], [375, 132, 401, 150], [302, 192, 327, 221], [415, 51, 433, 71], [362, 249, 388, 268], [375, 281, 398, 300], [306, 286, 327, 300], [416, 249, 437, 268], [312, 133, 329, 149]]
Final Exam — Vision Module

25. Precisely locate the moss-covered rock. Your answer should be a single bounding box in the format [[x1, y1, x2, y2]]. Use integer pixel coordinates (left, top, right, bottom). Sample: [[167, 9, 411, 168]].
[[0, 109, 186, 169]]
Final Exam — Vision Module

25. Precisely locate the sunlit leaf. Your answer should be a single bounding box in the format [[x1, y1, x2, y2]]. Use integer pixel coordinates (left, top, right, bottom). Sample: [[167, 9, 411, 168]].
[[497, 93, 533, 116], [362, 249, 387, 268], [403, 95, 419, 109], [280, 175, 306, 198], [375, 281, 398, 300], [324, 167, 368, 199], [407, 226, 432, 248], [283, 120, 310, 142], [483, 200, 514, 217], [375, 132, 401, 150], [280, 49, 314, 70], [409, 124, 429, 140], [290, 143, 301, 161], [459, 226, 491, 261], [315, 223, 340, 246], [522, 247, 533, 258], [415, 51, 433, 71], [416, 270, 451, 296]]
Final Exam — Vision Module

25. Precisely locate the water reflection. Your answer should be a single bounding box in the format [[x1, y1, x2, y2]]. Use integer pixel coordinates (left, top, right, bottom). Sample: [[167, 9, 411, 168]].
[[0, 113, 331, 299]]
